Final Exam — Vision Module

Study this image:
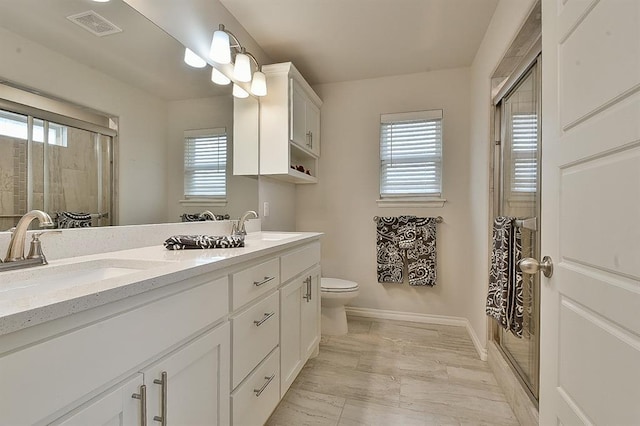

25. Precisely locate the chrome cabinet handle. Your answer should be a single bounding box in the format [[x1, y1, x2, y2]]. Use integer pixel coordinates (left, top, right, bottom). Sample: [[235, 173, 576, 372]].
[[518, 256, 554, 278], [306, 131, 312, 148], [254, 311, 276, 326], [153, 371, 167, 425], [254, 276, 275, 287], [253, 374, 276, 397], [131, 384, 147, 426], [302, 276, 311, 302]]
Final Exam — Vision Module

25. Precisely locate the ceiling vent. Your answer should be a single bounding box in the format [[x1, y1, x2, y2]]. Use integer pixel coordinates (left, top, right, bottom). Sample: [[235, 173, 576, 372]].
[[67, 11, 122, 37]]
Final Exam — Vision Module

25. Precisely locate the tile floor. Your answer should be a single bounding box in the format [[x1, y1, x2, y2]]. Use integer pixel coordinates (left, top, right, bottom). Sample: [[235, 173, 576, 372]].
[[267, 317, 519, 426]]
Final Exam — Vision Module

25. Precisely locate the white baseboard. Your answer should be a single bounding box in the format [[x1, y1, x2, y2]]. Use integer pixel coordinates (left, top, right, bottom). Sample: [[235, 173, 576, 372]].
[[345, 307, 488, 361]]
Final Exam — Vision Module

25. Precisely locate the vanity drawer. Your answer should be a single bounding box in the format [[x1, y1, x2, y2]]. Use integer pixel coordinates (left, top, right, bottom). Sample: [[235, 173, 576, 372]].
[[232, 258, 280, 310], [281, 241, 321, 283], [231, 291, 279, 388], [231, 347, 280, 426]]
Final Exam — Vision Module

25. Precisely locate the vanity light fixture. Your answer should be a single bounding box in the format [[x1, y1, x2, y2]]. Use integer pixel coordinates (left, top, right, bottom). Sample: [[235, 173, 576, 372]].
[[232, 84, 249, 99], [184, 48, 207, 68], [211, 67, 231, 85], [209, 24, 267, 96]]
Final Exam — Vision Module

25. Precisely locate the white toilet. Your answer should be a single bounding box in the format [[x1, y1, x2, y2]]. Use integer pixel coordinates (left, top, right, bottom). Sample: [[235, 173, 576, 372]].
[[320, 278, 360, 335]]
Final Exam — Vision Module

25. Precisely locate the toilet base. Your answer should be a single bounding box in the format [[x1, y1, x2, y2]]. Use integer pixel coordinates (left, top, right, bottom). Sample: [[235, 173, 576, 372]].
[[321, 305, 349, 335]]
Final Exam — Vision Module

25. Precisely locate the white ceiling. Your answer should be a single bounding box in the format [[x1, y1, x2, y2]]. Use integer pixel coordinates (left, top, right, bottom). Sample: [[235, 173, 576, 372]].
[[220, 0, 499, 85]]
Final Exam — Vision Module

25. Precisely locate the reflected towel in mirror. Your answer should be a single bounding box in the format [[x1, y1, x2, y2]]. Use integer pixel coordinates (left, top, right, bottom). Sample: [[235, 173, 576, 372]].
[[164, 234, 244, 250]]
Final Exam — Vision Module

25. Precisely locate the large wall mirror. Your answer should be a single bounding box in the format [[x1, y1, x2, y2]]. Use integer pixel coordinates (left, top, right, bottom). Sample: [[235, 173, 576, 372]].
[[0, 0, 259, 230]]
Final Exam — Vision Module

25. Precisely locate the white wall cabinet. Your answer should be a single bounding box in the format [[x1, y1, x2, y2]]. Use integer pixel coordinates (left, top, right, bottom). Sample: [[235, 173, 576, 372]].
[[260, 62, 323, 184], [290, 79, 321, 157]]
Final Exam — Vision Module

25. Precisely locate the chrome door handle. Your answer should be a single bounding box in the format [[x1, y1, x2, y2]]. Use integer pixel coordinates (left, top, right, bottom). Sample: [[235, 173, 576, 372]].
[[131, 384, 147, 426], [253, 374, 276, 397], [254, 311, 276, 326], [253, 276, 275, 287], [153, 371, 167, 425], [519, 256, 553, 278]]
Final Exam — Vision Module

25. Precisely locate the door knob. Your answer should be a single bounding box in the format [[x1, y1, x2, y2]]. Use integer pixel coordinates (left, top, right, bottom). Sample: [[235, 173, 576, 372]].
[[518, 256, 553, 278]]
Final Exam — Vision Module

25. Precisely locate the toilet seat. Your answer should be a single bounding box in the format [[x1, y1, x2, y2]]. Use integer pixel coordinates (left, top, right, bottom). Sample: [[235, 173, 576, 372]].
[[321, 278, 359, 293]]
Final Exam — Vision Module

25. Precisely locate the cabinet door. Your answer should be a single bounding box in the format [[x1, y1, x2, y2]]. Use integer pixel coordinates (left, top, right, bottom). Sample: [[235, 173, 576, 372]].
[[306, 100, 321, 157], [279, 277, 304, 397], [143, 323, 230, 426], [52, 375, 144, 426], [301, 266, 321, 359], [290, 78, 308, 149]]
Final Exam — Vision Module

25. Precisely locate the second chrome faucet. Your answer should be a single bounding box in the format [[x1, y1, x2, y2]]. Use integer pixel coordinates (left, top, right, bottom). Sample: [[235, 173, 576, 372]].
[[232, 210, 258, 237]]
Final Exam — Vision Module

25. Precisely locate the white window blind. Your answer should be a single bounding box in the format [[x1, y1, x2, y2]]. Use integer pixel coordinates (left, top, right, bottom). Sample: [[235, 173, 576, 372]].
[[380, 110, 443, 197], [184, 128, 227, 198], [510, 113, 538, 193]]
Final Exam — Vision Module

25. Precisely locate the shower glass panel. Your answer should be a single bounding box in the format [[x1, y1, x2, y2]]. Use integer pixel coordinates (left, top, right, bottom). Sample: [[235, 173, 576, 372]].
[[0, 107, 113, 228], [497, 60, 541, 399]]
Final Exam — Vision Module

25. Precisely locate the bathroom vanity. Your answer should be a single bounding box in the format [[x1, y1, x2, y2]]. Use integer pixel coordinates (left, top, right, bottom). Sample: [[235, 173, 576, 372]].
[[0, 231, 321, 425]]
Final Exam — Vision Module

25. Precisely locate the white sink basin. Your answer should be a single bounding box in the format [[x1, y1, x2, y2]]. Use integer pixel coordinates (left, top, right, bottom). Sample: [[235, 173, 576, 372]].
[[0, 258, 169, 296], [246, 232, 302, 241]]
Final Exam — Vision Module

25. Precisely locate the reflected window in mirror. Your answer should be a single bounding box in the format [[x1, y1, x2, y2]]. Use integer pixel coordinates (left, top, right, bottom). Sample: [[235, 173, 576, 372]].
[[183, 128, 228, 203], [0, 95, 115, 231]]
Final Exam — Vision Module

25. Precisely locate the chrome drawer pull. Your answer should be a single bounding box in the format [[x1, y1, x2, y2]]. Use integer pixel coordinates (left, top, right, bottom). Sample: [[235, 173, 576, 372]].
[[254, 311, 276, 326], [253, 276, 275, 287], [131, 384, 147, 426], [254, 373, 276, 397]]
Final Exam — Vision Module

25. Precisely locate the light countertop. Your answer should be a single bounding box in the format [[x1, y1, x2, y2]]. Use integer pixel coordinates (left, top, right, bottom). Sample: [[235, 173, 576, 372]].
[[0, 231, 321, 337]]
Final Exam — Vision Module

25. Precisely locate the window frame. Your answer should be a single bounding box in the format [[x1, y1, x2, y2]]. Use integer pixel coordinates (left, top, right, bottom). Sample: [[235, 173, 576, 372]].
[[377, 109, 446, 208], [182, 127, 228, 206]]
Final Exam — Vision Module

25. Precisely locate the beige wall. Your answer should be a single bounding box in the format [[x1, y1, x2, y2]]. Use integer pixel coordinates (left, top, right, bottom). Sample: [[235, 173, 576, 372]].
[[166, 96, 259, 223], [468, 0, 537, 351], [259, 176, 296, 232], [0, 26, 168, 225], [296, 68, 473, 319]]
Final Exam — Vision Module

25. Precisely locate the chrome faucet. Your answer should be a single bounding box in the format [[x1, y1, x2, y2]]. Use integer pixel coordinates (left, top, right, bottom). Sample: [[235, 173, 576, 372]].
[[232, 210, 258, 236], [199, 210, 217, 221], [4, 210, 54, 264]]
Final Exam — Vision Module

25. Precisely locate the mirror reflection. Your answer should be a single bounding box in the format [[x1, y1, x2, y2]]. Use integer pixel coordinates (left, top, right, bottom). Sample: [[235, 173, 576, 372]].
[[0, 0, 259, 229]]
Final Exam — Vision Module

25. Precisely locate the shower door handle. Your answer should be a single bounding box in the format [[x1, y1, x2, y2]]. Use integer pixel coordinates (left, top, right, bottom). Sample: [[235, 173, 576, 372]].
[[518, 256, 553, 278]]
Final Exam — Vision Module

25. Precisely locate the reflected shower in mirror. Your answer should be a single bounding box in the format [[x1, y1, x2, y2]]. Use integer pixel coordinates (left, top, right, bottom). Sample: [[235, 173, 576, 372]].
[[0, 0, 259, 228]]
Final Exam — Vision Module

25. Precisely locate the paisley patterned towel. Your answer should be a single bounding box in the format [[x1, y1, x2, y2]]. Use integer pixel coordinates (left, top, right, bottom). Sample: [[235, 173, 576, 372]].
[[486, 216, 524, 337], [164, 235, 245, 250], [181, 213, 230, 222], [406, 217, 437, 286], [55, 212, 92, 228], [376, 216, 438, 286]]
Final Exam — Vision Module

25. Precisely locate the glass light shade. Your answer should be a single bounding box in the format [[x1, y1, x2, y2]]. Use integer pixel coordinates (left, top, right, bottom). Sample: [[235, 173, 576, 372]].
[[210, 30, 231, 64], [184, 48, 206, 68], [233, 53, 252, 82], [250, 71, 267, 96], [211, 67, 231, 85], [232, 84, 249, 98]]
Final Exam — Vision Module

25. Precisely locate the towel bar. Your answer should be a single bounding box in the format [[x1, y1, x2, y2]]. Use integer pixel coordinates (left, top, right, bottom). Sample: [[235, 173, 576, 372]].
[[373, 215, 443, 223], [515, 217, 537, 231]]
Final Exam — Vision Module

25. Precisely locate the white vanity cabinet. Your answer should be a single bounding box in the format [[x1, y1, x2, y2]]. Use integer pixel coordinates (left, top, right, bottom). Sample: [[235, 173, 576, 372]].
[[279, 243, 322, 397], [0, 235, 322, 426], [260, 62, 322, 184]]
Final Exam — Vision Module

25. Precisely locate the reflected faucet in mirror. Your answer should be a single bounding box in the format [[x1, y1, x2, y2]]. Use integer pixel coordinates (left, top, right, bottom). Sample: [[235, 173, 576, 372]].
[[1, 210, 58, 272]]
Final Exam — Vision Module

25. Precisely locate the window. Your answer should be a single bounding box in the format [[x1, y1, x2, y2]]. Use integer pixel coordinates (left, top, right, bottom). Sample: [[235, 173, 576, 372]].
[[379, 110, 443, 204], [510, 113, 538, 193], [0, 109, 67, 147], [183, 128, 227, 199]]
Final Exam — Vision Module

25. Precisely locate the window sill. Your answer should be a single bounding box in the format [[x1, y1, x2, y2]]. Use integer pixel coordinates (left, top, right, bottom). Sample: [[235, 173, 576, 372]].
[[376, 198, 447, 208], [179, 199, 227, 207]]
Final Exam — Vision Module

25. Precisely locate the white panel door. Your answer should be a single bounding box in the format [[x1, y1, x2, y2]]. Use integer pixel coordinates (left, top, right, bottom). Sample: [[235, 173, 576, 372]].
[[540, 0, 640, 424]]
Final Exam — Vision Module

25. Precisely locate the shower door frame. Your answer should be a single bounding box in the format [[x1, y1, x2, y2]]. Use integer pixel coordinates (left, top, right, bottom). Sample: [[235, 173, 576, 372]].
[[491, 55, 542, 403]]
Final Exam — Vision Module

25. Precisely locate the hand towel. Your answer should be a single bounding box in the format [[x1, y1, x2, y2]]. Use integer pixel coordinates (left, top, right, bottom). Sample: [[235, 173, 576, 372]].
[[376, 216, 410, 283], [164, 235, 245, 250], [486, 216, 524, 337], [406, 217, 437, 286]]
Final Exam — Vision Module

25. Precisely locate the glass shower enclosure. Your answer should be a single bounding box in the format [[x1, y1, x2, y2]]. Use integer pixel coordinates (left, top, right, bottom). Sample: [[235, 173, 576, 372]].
[[493, 57, 541, 401]]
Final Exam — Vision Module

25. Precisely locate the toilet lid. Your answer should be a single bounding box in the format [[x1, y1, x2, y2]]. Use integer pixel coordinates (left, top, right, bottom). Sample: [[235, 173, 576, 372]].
[[321, 278, 359, 293]]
